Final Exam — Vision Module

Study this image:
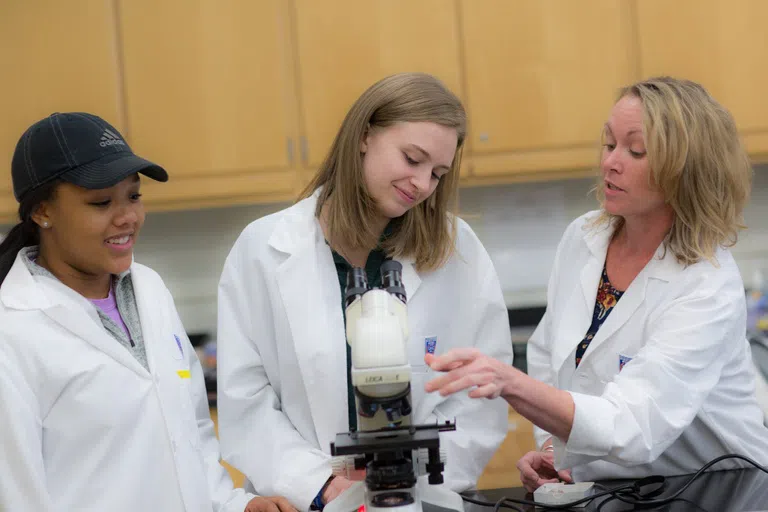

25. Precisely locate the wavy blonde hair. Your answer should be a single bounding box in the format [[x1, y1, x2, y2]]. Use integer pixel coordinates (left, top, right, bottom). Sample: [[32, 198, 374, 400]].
[[592, 76, 753, 266], [299, 72, 466, 272]]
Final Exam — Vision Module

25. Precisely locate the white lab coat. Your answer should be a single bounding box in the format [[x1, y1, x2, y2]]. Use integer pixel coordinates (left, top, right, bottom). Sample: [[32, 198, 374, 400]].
[[753, 359, 768, 420], [528, 211, 768, 481], [0, 253, 253, 512], [216, 191, 512, 511]]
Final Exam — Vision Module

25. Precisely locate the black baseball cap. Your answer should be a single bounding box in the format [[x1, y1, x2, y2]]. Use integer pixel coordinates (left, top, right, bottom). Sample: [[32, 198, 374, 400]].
[[11, 112, 168, 202]]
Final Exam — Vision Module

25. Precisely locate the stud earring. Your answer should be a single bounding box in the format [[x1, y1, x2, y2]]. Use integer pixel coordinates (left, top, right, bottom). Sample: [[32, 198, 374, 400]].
[[42, 221, 49, 228]]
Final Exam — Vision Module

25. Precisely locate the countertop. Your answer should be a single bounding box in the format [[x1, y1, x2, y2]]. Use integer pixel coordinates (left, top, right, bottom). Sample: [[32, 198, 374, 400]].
[[463, 467, 768, 512]]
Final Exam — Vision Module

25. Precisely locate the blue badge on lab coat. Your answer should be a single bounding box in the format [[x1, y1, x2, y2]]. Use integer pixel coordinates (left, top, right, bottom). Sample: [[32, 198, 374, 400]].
[[425, 336, 437, 355], [619, 354, 633, 371]]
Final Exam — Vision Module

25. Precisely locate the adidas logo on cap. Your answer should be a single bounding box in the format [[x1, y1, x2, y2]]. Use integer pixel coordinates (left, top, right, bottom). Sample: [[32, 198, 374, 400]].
[[100, 128, 126, 148]]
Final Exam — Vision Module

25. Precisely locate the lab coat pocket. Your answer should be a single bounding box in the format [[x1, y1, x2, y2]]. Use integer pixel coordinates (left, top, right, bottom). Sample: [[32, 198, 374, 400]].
[[171, 334, 184, 361], [583, 350, 637, 396], [618, 353, 634, 373]]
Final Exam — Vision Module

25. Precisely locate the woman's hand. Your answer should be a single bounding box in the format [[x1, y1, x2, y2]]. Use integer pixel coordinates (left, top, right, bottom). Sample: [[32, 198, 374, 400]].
[[424, 348, 516, 399], [244, 496, 297, 512], [516, 446, 573, 493]]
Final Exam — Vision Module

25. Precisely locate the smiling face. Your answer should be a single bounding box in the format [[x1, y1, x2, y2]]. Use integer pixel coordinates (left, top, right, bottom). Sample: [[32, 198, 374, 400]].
[[34, 174, 145, 281], [601, 95, 668, 220], [361, 121, 458, 222]]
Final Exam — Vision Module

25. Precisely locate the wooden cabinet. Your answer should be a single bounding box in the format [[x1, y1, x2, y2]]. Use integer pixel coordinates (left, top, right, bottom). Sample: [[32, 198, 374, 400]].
[[293, 0, 464, 172], [0, 1, 123, 223], [459, 0, 636, 179], [118, 0, 301, 208], [635, 0, 768, 159], [3, 0, 767, 224]]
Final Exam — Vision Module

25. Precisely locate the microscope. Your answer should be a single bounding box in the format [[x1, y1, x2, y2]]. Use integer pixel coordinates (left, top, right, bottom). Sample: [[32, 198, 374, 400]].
[[324, 261, 465, 512]]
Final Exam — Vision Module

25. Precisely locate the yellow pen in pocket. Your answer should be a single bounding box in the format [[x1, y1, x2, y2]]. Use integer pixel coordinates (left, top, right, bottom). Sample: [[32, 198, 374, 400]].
[[176, 369, 191, 379]]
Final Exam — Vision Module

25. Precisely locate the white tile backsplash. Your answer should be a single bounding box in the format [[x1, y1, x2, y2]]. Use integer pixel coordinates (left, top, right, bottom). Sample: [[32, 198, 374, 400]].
[[3, 167, 767, 334]]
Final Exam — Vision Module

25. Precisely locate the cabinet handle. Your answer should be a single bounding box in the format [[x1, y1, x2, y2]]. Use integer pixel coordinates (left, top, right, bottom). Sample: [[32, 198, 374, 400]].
[[300, 136, 309, 165], [286, 137, 295, 165]]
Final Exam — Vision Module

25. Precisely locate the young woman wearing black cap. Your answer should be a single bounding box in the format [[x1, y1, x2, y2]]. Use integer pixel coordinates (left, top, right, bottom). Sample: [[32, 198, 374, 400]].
[[0, 112, 293, 512]]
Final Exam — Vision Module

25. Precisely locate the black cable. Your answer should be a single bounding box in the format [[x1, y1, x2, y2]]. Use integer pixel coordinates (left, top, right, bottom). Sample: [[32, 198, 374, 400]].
[[461, 495, 523, 512], [603, 454, 766, 508], [461, 452, 768, 511], [493, 496, 522, 512], [593, 480, 713, 512], [595, 495, 711, 512], [463, 483, 637, 511]]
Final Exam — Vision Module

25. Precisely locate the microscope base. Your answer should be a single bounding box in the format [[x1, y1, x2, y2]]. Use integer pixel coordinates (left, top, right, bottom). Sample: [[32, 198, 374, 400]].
[[324, 476, 464, 512]]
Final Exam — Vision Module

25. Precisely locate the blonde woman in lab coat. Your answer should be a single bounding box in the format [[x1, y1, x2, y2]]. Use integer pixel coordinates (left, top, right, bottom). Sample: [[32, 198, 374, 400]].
[[425, 77, 768, 491], [216, 73, 512, 510], [0, 113, 293, 512]]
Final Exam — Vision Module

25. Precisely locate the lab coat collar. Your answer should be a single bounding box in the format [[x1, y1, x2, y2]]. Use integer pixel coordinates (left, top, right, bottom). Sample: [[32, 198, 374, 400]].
[[268, 190, 422, 299], [563, 219, 681, 372], [1, 250, 49, 310], [1, 250, 148, 376], [2, 247, 136, 309], [580, 217, 681, 285]]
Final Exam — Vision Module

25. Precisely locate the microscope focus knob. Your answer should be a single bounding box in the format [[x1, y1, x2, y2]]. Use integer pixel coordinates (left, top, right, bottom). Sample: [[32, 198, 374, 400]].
[[417, 447, 447, 475]]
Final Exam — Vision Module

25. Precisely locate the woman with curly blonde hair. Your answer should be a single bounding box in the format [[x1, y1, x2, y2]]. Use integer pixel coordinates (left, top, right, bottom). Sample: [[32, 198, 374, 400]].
[[425, 76, 768, 492]]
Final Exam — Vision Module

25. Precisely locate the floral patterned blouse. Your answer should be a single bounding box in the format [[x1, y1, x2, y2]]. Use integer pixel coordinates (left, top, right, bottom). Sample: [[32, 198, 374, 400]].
[[575, 264, 624, 368]]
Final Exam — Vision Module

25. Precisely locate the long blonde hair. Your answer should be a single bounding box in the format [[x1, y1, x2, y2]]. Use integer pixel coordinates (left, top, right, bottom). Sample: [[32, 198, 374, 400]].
[[592, 76, 752, 265], [299, 72, 466, 272]]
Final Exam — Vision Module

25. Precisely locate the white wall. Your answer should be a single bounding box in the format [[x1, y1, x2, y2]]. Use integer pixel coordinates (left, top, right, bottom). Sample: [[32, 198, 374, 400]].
[[4, 167, 768, 334], [128, 177, 596, 333]]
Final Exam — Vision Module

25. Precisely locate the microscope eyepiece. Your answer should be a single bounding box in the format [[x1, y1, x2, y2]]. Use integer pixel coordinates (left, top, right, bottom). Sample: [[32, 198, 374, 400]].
[[380, 260, 406, 303], [345, 267, 368, 307]]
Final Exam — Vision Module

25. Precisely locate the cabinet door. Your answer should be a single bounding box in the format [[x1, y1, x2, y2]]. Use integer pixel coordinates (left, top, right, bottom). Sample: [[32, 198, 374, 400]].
[[0, 1, 122, 223], [293, 0, 464, 169], [636, 0, 768, 158], [459, 0, 636, 177], [119, 0, 300, 204]]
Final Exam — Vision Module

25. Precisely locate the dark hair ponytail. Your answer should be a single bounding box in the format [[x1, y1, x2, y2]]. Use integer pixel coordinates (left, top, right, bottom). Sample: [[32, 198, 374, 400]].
[[0, 181, 59, 285]]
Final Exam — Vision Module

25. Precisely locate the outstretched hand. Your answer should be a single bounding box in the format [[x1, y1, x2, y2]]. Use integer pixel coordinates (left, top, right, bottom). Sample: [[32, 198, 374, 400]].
[[424, 348, 516, 399], [517, 450, 573, 493], [244, 496, 297, 512]]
